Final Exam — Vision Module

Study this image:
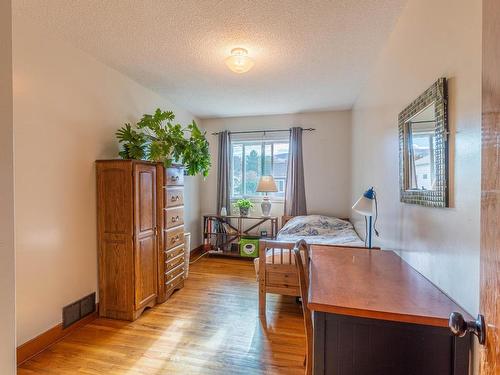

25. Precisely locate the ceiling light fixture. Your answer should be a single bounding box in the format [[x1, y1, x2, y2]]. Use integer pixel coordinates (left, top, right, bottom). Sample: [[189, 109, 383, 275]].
[[224, 48, 255, 74]]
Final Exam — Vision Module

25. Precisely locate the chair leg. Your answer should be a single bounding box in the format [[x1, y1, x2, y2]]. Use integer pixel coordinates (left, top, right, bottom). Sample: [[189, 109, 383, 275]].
[[259, 288, 266, 319]]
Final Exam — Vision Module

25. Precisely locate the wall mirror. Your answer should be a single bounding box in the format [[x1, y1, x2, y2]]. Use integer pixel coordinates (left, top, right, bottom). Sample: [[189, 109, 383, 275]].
[[399, 78, 449, 207]]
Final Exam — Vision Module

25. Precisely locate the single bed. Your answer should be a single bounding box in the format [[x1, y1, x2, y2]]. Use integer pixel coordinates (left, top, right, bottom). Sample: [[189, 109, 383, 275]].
[[257, 214, 367, 319], [254, 215, 364, 275]]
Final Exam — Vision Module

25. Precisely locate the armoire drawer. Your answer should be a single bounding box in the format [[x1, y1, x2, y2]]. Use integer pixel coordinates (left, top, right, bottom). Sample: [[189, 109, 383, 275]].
[[165, 187, 184, 208], [165, 206, 184, 229], [165, 250, 185, 272], [166, 256, 185, 273], [165, 244, 185, 262], [165, 272, 184, 293], [165, 226, 184, 250], [166, 167, 184, 186], [165, 263, 184, 283]]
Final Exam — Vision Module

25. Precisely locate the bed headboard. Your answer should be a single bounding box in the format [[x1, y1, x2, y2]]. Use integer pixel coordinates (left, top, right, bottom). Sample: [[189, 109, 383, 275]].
[[281, 215, 351, 229], [281, 215, 294, 227]]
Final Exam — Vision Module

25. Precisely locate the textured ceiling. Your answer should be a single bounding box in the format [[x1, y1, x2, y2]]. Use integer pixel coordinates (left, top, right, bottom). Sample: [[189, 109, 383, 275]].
[[14, 0, 407, 118]]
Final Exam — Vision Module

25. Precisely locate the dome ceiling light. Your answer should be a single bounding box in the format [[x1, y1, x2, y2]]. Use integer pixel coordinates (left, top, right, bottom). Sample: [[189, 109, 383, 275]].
[[224, 47, 255, 74]]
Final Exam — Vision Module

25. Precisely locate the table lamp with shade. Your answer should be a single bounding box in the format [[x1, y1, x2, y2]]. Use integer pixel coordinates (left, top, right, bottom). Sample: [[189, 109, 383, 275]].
[[256, 176, 278, 216], [352, 187, 379, 248]]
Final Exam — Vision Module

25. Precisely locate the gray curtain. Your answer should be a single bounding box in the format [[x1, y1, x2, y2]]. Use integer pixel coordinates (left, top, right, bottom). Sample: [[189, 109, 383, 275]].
[[217, 131, 231, 215], [284, 127, 307, 216]]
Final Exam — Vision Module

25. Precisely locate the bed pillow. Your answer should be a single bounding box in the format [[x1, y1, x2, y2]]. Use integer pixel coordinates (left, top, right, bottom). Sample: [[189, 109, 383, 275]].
[[279, 215, 352, 237]]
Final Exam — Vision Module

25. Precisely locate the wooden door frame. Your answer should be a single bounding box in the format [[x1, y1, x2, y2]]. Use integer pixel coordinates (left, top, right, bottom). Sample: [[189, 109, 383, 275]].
[[479, 0, 500, 373]]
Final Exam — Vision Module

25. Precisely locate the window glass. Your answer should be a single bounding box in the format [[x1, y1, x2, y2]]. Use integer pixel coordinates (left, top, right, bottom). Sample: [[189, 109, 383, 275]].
[[409, 131, 435, 190], [243, 144, 262, 196], [232, 143, 243, 197], [272, 143, 289, 197], [230, 138, 289, 199]]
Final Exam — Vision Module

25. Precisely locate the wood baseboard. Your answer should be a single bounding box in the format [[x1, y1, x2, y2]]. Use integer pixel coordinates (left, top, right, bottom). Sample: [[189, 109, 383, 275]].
[[190, 244, 209, 260], [17, 306, 98, 366]]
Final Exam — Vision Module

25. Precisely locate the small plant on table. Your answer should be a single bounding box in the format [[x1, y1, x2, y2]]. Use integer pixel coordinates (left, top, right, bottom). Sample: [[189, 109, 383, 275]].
[[234, 199, 253, 216]]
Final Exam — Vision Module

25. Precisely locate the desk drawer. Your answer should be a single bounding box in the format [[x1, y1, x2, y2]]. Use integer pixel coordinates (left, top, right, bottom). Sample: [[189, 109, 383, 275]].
[[165, 226, 184, 250], [165, 187, 184, 208], [165, 207, 184, 229], [166, 167, 184, 186]]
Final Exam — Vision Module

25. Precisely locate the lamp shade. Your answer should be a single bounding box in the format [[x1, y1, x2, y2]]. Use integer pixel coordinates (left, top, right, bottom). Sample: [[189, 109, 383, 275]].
[[256, 176, 278, 193], [352, 187, 375, 216]]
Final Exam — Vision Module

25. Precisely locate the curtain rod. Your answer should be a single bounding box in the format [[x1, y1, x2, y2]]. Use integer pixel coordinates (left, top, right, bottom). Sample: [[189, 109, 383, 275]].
[[211, 127, 315, 136]]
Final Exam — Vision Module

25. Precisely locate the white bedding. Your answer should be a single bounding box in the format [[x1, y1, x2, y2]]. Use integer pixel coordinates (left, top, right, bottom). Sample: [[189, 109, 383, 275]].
[[254, 215, 364, 275]]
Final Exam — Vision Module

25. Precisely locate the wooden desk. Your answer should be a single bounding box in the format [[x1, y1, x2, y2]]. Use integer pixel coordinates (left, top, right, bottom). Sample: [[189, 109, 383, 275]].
[[308, 245, 471, 375]]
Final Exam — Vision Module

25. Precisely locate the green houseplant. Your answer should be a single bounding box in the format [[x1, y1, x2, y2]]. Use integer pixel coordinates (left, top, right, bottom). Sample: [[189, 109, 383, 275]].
[[115, 109, 211, 177], [235, 199, 254, 216]]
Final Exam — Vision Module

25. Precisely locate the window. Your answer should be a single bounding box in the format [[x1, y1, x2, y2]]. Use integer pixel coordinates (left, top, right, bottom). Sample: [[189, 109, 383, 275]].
[[231, 138, 289, 199], [409, 130, 436, 190]]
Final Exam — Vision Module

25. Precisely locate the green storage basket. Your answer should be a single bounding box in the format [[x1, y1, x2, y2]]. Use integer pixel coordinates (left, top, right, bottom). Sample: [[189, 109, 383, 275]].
[[240, 237, 259, 258]]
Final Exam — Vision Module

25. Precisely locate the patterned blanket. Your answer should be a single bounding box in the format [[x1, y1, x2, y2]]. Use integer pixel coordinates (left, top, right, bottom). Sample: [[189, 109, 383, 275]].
[[276, 215, 363, 246]]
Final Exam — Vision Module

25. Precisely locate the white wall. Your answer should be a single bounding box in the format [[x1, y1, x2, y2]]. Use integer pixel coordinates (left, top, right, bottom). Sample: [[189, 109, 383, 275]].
[[13, 17, 201, 345], [351, 0, 481, 316], [0, 1, 16, 373], [200, 111, 352, 232]]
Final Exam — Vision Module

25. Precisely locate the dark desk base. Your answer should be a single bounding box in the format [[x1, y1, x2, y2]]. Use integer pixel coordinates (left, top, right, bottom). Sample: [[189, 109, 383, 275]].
[[313, 312, 470, 375]]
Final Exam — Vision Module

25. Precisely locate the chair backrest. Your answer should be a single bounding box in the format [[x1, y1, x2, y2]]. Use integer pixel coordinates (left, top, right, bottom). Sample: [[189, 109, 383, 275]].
[[293, 242, 313, 375], [294, 239, 310, 279]]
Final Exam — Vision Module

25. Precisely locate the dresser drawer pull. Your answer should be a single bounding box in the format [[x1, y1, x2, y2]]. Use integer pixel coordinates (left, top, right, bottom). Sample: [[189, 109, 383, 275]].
[[171, 175, 179, 182], [170, 235, 180, 243], [171, 216, 180, 223], [171, 195, 180, 202]]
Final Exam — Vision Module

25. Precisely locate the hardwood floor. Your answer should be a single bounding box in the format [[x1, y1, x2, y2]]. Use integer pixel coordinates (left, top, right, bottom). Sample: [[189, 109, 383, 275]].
[[18, 257, 306, 374]]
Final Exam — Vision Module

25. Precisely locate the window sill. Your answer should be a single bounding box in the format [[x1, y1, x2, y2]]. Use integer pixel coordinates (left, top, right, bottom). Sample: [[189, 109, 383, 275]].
[[230, 197, 284, 204]]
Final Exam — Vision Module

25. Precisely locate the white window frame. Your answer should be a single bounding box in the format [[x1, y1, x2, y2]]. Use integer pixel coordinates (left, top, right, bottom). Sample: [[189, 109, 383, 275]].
[[230, 136, 289, 202]]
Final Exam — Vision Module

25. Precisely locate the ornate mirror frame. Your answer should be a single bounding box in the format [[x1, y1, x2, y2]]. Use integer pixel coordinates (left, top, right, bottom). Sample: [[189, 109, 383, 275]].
[[398, 78, 449, 207]]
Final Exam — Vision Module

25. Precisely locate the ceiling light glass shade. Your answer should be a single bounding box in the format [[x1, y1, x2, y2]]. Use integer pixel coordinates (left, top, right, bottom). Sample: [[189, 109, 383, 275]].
[[225, 48, 255, 74]]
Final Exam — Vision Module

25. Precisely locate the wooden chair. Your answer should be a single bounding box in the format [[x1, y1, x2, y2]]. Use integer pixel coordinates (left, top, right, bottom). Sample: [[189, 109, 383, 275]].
[[293, 242, 313, 375]]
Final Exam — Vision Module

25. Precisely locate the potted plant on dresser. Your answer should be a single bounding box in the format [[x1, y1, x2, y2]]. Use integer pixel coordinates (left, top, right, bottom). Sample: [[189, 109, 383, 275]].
[[115, 108, 211, 176]]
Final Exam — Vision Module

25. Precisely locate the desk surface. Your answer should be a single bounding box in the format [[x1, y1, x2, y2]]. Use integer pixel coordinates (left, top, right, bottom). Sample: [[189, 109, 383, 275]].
[[307, 245, 471, 327]]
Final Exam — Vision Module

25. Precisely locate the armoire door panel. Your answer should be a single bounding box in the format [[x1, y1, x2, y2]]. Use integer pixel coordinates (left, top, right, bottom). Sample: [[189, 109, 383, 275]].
[[133, 163, 157, 309], [137, 170, 155, 233], [135, 236, 157, 308], [100, 237, 134, 312], [97, 165, 133, 235]]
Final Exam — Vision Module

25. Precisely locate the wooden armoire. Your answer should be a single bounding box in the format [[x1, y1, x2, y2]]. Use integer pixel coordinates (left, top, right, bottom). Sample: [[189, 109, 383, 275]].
[[96, 160, 186, 320]]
